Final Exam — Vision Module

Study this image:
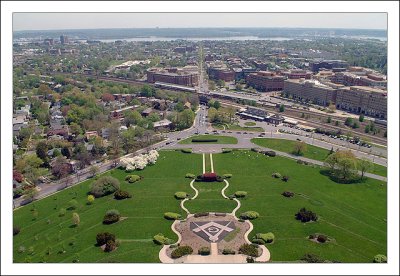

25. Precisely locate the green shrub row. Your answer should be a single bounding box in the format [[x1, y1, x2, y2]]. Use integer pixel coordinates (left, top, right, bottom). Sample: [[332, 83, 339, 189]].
[[240, 211, 259, 220], [164, 212, 181, 220], [153, 233, 174, 245], [125, 175, 141, 183], [174, 192, 188, 200]]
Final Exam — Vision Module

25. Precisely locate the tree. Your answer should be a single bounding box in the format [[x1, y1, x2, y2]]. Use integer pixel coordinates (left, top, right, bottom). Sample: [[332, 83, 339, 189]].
[[359, 114, 364, 122], [208, 80, 216, 90], [326, 116, 332, 123], [101, 93, 114, 102], [24, 188, 38, 202], [72, 213, 80, 226], [235, 83, 243, 91], [51, 156, 70, 179], [89, 165, 99, 177], [279, 104, 285, 112], [324, 150, 358, 182], [293, 141, 307, 156], [345, 117, 354, 126], [87, 195, 95, 205], [357, 158, 373, 180], [335, 120, 340, 126], [124, 110, 142, 127], [216, 79, 225, 88], [36, 141, 48, 162], [365, 124, 371, 133], [61, 146, 72, 159], [213, 101, 221, 110], [352, 121, 360, 129], [328, 147, 335, 155]]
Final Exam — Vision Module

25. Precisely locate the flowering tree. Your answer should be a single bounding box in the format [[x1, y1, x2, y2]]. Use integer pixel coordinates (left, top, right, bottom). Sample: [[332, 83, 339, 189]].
[[120, 150, 159, 172]]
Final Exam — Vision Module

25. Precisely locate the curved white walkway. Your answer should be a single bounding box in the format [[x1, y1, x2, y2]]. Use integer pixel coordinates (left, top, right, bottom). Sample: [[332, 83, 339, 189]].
[[181, 179, 198, 214], [159, 219, 182, 263]]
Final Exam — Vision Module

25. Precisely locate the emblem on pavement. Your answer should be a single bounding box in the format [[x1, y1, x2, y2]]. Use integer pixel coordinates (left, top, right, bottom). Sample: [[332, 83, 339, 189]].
[[190, 221, 235, 242]]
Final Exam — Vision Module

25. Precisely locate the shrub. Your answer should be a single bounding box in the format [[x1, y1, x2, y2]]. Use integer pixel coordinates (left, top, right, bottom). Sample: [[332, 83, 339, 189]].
[[252, 238, 266, 245], [164, 212, 181, 220], [223, 174, 232, 178], [198, 247, 211, 255], [153, 233, 174, 245], [216, 175, 224, 182], [282, 175, 290, 182], [240, 211, 259, 220], [234, 191, 247, 198], [239, 244, 259, 257], [96, 232, 115, 246], [193, 212, 209, 218], [191, 138, 217, 142], [301, 253, 325, 263], [222, 149, 232, 153], [72, 212, 80, 226], [174, 192, 188, 200], [68, 199, 78, 210], [265, 150, 276, 157], [295, 208, 318, 222], [13, 226, 21, 236], [13, 188, 23, 199], [251, 148, 262, 153], [257, 232, 275, 243], [171, 245, 193, 259], [114, 190, 132, 200], [181, 149, 192, 153], [104, 239, 117, 252], [317, 234, 327, 243], [246, 256, 255, 263], [103, 209, 120, 225], [222, 248, 236, 255], [272, 172, 282, 178], [185, 173, 195, 179], [91, 176, 120, 198], [125, 175, 141, 183], [373, 254, 387, 263], [59, 208, 66, 217], [282, 191, 294, 197], [195, 174, 203, 182], [87, 195, 95, 205]]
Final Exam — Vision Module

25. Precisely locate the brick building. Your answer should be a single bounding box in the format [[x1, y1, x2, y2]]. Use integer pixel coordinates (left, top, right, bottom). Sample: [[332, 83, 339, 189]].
[[246, 71, 286, 92], [146, 67, 199, 87]]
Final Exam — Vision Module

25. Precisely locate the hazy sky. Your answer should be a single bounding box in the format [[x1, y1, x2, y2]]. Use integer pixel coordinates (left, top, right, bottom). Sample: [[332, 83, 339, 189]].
[[13, 13, 387, 31]]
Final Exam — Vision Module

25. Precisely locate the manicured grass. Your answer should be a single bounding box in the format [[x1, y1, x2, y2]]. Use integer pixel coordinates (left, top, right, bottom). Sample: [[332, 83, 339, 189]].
[[244, 122, 257, 126], [213, 150, 387, 263], [213, 123, 264, 132], [179, 135, 238, 145], [13, 151, 202, 263], [251, 138, 387, 177], [184, 181, 237, 214]]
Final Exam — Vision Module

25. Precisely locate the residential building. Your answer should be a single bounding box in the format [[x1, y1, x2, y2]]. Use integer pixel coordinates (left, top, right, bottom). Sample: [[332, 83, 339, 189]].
[[246, 71, 286, 92], [147, 67, 198, 87]]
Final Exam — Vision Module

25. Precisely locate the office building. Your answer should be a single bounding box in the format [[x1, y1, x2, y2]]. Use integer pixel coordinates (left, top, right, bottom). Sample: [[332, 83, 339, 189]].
[[246, 71, 286, 92]]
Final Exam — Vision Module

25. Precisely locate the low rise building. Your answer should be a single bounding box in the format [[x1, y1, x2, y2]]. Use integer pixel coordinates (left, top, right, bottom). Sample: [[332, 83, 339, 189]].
[[246, 71, 286, 92], [147, 67, 198, 87]]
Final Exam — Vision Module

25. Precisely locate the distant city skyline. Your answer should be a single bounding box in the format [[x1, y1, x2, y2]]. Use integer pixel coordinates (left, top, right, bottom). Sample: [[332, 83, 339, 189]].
[[13, 13, 387, 31]]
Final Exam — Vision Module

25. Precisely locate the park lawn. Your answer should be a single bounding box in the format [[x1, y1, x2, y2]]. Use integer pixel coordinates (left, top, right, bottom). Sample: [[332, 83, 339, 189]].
[[13, 151, 202, 263], [251, 138, 387, 177], [184, 181, 237, 214], [244, 122, 257, 126], [179, 135, 238, 145], [213, 150, 387, 263], [213, 123, 264, 132]]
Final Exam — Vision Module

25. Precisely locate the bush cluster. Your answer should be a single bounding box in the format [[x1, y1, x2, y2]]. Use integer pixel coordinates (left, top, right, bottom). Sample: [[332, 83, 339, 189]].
[[185, 173, 196, 179], [252, 238, 265, 245], [264, 150, 276, 157], [222, 149, 232, 153], [234, 191, 247, 198], [193, 212, 209, 218], [239, 244, 259, 257], [301, 253, 325, 263], [272, 172, 282, 178], [91, 176, 120, 198], [104, 239, 117, 252], [153, 233, 174, 245], [174, 192, 188, 200], [13, 189, 23, 199], [181, 149, 192, 153], [223, 174, 232, 178], [96, 232, 115, 246], [198, 247, 211, 255], [295, 208, 318, 223], [191, 138, 217, 142], [222, 248, 236, 255], [103, 209, 120, 225], [282, 191, 294, 197], [114, 190, 132, 200], [125, 175, 141, 183], [240, 211, 259, 220], [171, 245, 193, 259], [13, 226, 21, 236], [254, 232, 275, 244], [164, 212, 181, 220], [282, 175, 290, 182]]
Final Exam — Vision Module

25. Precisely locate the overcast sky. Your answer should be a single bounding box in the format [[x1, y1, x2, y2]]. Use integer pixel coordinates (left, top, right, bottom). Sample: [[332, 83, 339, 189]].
[[13, 13, 387, 31]]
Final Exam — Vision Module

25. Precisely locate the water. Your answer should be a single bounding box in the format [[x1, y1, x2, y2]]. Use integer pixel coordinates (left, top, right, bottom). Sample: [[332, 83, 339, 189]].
[[97, 36, 295, 43]]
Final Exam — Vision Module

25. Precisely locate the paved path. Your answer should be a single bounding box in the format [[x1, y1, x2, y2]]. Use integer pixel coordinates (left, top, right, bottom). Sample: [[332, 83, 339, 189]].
[[181, 179, 197, 215], [210, 153, 214, 173]]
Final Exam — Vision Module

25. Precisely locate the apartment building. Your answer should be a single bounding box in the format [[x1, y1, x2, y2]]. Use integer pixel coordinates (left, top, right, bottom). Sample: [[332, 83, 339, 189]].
[[146, 67, 199, 87], [246, 71, 286, 92]]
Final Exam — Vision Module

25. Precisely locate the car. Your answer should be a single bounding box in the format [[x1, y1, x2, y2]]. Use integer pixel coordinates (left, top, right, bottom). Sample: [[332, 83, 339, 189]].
[[296, 138, 301, 141], [177, 138, 181, 140], [228, 131, 232, 133], [236, 132, 241, 134], [222, 131, 226, 133], [367, 145, 372, 148], [166, 142, 171, 145], [243, 132, 247, 134]]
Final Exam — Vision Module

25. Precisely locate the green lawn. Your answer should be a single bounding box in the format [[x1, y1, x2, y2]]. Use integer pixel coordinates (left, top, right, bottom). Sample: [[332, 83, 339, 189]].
[[251, 138, 387, 177], [213, 123, 264, 132], [13, 151, 202, 263], [244, 122, 257, 126], [179, 135, 238, 144], [213, 150, 387, 263]]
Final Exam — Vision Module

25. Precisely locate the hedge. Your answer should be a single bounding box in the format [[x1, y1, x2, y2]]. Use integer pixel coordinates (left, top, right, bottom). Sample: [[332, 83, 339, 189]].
[[222, 149, 232, 153], [198, 247, 211, 255], [222, 248, 236, 255], [239, 244, 259, 257], [251, 148, 262, 153], [181, 149, 192, 153], [164, 212, 181, 220], [104, 239, 117, 252], [234, 191, 247, 198], [91, 176, 120, 198], [125, 175, 141, 183], [256, 232, 275, 243], [191, 138, 218, 142], [171, 245, 193, 259], [240, 211, 259, 220], [114, 190, 132, 200], [194, 212, 209, 218], [252, 238, 265, 245], [317, 234, 327, 243], [153, 233, 174, 245], [174, 192, 188, 200], [373, 254, 387, 263], [223, 174, 232, 178], [282, 175, 290, 182]]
